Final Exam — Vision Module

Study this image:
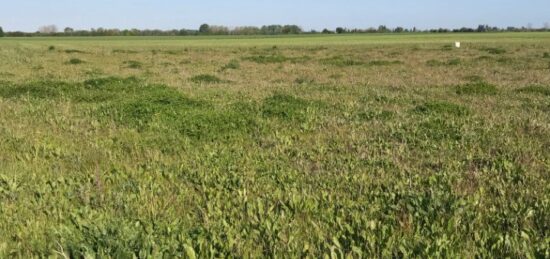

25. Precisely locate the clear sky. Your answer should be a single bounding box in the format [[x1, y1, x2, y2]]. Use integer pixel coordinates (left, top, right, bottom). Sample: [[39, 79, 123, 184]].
[[1, 0, 549, 32]]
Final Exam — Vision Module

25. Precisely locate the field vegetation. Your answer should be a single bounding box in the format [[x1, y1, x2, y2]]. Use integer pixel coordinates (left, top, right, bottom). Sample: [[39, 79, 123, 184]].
[[0, 33, 549, 257]]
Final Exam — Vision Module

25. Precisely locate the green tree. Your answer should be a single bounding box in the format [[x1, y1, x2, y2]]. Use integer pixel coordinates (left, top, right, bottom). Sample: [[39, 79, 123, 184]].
[[335, 27, 345, 34], [378, 25, 389, 33], [0, 26, 4, 37], [199, 24, 210, 34]]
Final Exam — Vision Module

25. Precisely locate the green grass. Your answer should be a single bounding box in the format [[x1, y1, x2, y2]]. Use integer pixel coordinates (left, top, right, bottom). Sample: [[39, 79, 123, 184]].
[[456, 81, 498, 95], [190, 74, 224, 84], [67, 58, 84, 65], [516, 85, 550, 96], [0, 33, 549, 258], [123, 60, 143, 69]]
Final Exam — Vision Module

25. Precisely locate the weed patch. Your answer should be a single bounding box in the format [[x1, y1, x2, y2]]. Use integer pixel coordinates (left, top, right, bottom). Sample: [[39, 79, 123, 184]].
[[356, 110, 395, 121], [244, 55, 309, 64], [456, 81, 498, 95], [482, 47, 506, 55], [427, 59, 461, 67], [67, 58, 84, 65], [221, 59, 240, 71], [262, 94, 319, 121], [190, 74, 224, 84], [321, 56, 364, 67], [417, 118, 463, 141], [124, 60, 143, 69], [516, 85, 550, 96], [113, 49, 138, 54], [64, 49, 86, 54], [294, 77, 314, 85], [414, 101, 469, 116], [464, 75, 484, 82], [368, 60, 402, 66]]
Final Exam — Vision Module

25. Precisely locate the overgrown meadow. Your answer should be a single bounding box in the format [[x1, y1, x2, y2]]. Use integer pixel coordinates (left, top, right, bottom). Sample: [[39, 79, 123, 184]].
[[0, 33, 549, 257]]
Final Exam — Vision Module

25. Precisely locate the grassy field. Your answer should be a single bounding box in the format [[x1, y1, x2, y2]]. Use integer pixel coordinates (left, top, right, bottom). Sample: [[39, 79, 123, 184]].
[[0, 33, 549, 257]]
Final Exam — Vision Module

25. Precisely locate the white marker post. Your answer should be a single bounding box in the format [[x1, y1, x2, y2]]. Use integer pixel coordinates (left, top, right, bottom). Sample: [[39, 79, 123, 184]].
[[455, 42, 461, 48]]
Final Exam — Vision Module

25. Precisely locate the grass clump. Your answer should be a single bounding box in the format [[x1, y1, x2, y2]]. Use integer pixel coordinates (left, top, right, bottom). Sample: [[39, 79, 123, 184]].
[[368, 60, 402, 66], [356, 110, 395, 121], [321, 56, 364, 67], [456, 81, 498, 95], [0, 80, 69, 99], [441, 44, 453, 51], [221, 59, 240, 71], [67, 58, 84, 65], [414, 101, 469, 116], [482, 47, 506, 55], [113, 49, 138, 54], [516, 85, 550, 96], [48, 46, 55, 51], [464, 75, 484, 82], [190, 74, 224, 84], [109, 87, 206, 128], [427, 59, 461, 67], [262, 93, 316, 121], [64, 49, 86, 54], [543, 52, 550, 58], [294, 77, 314, 85], [102, 83, 254, 140], [123, 60, 143, 69], [243, 55, 308, 64], [418, 118, 463, 141]]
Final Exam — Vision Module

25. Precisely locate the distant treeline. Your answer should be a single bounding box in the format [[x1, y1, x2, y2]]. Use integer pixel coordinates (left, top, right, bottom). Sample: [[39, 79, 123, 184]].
[[1, 24, 549, 37]]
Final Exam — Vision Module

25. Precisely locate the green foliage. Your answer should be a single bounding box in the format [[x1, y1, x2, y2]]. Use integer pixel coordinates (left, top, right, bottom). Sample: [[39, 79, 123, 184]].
[[543, 52, 550, 58], [0, 26, 4, 37], [456, 81, 498, 95], [48, 46, 55, 51], [190, 74, 224, 84]]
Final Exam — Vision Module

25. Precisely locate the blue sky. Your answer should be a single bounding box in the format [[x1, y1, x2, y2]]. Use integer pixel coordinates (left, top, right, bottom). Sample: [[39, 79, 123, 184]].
[[1, 0, 549, 32]]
